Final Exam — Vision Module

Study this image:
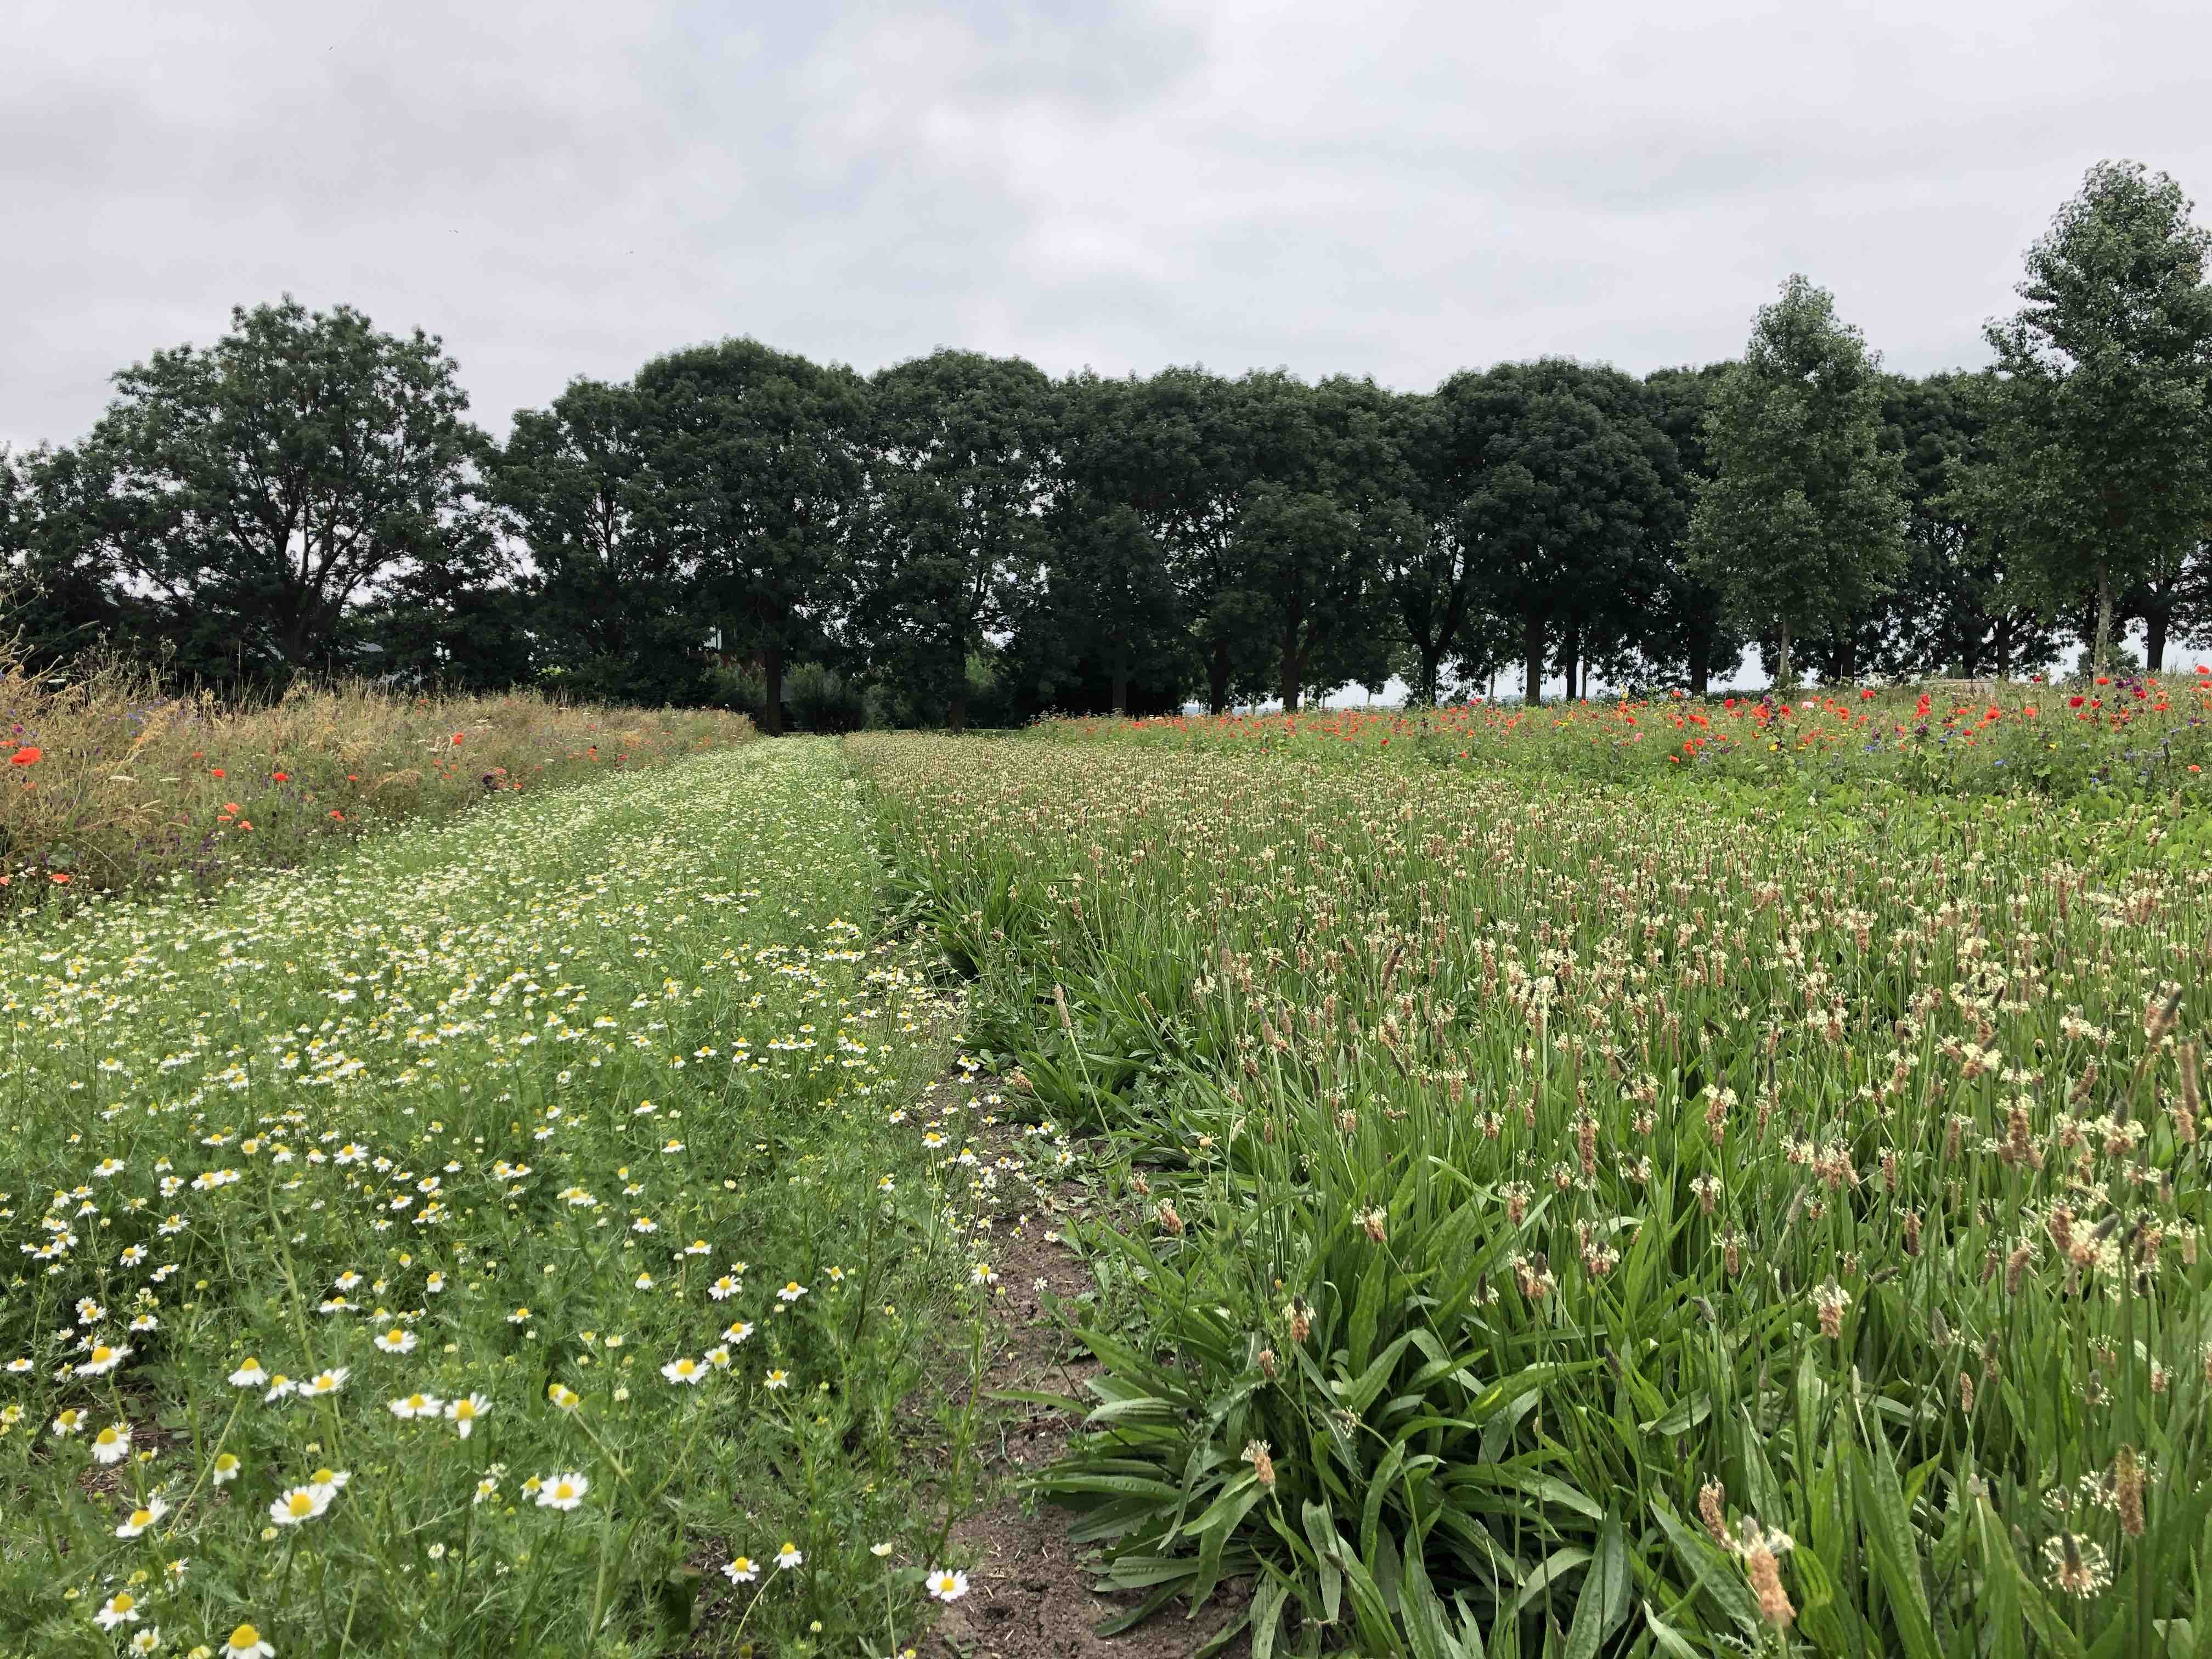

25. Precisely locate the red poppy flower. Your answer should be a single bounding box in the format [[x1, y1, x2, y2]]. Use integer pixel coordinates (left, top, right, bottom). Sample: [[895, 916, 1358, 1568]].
[[9, 747, 40, 765], [2069, 696, 2084, 708], [210, 768, 225, 778], [452, 733, 465, 745], [272, 771, 289, 782]]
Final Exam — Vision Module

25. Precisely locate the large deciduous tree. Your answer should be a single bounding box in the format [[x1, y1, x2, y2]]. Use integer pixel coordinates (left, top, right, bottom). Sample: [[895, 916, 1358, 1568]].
[[496, 377, 707, 706], [1689, 275, 1908, 689], [855, 351, 1053, 731], [1983, 162, 2212, 674], [635, 340, 868, 731], [56, 297, 494, 687], [1434, 360, 1675, 704]]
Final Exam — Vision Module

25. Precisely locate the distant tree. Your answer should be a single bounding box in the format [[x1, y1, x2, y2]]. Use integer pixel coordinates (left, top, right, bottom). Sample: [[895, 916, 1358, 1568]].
[[358, 507, 537, 691], [1643, 365, 1746, 695], [54, 297, 492, 688], [1234, 376, 1402, 712], [1868, 371, 2065, 680], [1434, 360, 1675, 704], [1, 444, 152, 671], [855, 351, 1054, 731], [1098, 368, 1271, 715], [1689, 275, 1908, 688], [495, 377, 708, 706], [635, 340, 868, 732], [1380, 391, 1489, 707], [1041, 374, 1190, 714], [1983, 161, 2212, 674]]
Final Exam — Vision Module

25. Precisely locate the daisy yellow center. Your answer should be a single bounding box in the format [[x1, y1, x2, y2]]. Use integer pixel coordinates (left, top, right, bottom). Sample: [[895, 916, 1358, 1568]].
[[288, 1492, 315, 1516], [98, 1427, 120, 1443], [92, 1346, 113, 1362], [555, 1481, 577, 1499], [455, 1400, 476, 1417], [129, 1509, 153, 1526], [112, 1593, 136, 1611], [231, 1626, 260, 1648], [312, 1468, 335, 1484]]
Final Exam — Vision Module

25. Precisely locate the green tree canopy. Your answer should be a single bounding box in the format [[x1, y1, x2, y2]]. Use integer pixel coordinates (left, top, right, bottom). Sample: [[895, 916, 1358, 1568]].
[[634, 339, 868, 731], [1689, 275, 1908, 687], [52, 297, 493, 688], [855, 351, 1054, 731], [1983, 160, 2212, 673], [495, 377, 709, 706]]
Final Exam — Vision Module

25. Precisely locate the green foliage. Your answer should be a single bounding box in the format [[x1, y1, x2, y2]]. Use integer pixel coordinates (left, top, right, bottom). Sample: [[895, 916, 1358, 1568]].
[[859, 731, 2212, 1656], [1690, 276, 1910, 687], [1982, 161, 2212, 675], [0, 743, 996, 1657], [39, 297, 494, 690]]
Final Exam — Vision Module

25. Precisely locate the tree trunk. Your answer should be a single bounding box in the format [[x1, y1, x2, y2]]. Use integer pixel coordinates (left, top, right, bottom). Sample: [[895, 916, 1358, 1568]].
[[1561, 627, 1579, 702], [1837, 628, 1857, 685], [2146, 604, 2169, 673], [1207, 640, 1232, 716], [1278, 628, 1302, 713], [2092, 565, 2114, 676], [1522, 613, 1544, 707], [947, 676, 969, 734], [760, 642, 785, 736], [1688, 630, 1711, 698], [1994, 613, 2012, 680], [1774, 617, 1793, 690], [1417, 644, 1442, 708]]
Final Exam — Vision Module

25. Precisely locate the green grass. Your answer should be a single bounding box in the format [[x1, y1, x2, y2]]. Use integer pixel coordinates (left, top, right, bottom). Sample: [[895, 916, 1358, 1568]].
[[0, 740, 1021, 1659], [855, 730, 2212, 1659]]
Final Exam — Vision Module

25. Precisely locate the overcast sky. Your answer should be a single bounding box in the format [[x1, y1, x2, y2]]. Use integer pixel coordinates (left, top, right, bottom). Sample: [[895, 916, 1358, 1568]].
[[9, 0, 2212, 458]]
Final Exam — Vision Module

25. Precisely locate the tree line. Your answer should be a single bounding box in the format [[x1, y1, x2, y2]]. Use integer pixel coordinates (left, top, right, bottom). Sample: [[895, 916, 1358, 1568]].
[[4, 160, 2209, 729]]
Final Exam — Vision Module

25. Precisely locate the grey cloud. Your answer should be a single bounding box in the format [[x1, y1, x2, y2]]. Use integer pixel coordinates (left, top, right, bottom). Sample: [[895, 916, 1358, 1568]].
[[5, 0, 2210, 449]]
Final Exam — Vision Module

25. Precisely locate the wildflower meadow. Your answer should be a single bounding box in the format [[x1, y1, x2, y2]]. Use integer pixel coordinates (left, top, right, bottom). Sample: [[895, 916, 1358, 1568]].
[[1, 740, 1061, 1658], [7, 686, 2209, 1659], [856, 713, 2211, 1658]]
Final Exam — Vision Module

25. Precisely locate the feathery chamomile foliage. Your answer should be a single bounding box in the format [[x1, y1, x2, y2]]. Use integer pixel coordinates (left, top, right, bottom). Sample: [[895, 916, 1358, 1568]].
[[856, 728, 2212, 1658], [1, 740, 1029, 1658]]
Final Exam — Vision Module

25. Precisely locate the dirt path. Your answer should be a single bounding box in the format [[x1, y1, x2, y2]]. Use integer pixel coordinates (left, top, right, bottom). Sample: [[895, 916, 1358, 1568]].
[[924, 1076, 1250, 1659]]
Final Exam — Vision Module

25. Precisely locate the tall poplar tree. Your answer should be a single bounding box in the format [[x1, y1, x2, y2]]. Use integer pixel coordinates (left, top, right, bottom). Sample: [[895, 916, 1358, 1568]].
[[1689, 276, 1907, 688], [1983, 161, 2212, 675]]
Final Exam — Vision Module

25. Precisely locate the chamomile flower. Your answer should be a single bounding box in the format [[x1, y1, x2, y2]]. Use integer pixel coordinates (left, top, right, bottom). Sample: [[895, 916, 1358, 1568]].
[[925, 1568, 970, 1603], [764, 1368, 790, 1390], [223, 1624, 275, 1658], [76, 1341, 132, 1377], [660, 1356, 706, 1384], [130, 1629, 162, 1655], [95, 1590, 144, 1629], [446, 1393, 491, 1437], [212, 1452, 242, 1485], [300, 1367, 348, 1398], [388, 1392, 443, 1420], [776, 1541, 804, 1570], [51, 1408, 85, 1437], [373, 1328, 416, 1355], [91, 1420, 133, 1464], [269, 1485, 332, 1526], [722, 1555, 759, 1584], [116, 1496, 169, 1537], [536, 1471, 589, 1511], [776, 1281, 808, 1302], [228, 1358, 269, 1388]]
